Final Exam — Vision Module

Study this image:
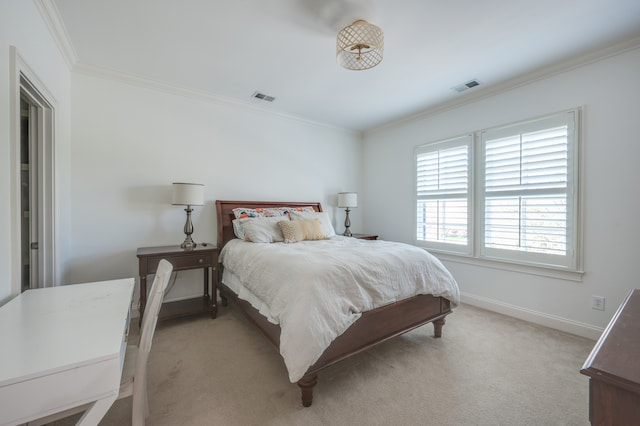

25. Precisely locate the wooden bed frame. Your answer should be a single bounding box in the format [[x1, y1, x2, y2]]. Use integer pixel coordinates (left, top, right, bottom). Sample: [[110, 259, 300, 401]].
[[215, 200, 453, 407]]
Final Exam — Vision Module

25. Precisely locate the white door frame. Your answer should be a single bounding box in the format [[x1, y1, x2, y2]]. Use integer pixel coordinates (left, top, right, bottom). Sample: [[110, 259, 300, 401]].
[[9, 46, 57, 293]]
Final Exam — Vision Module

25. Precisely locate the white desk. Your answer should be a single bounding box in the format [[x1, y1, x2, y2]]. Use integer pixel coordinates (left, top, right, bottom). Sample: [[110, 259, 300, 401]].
[[0, 278, 134, 426]]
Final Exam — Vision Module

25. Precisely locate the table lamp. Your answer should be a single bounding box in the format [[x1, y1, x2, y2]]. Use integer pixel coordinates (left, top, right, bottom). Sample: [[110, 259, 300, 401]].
[[172, 182, 204, 249], [337, 192, 358, 237]]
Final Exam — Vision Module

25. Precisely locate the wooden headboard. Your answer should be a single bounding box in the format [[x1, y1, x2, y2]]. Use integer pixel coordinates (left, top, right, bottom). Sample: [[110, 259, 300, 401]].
[[215, 200, 323, 249]]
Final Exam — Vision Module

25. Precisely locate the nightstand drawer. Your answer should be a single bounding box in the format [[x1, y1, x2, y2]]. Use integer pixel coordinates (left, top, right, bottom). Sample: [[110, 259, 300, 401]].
[[147, 253, 213, 272]]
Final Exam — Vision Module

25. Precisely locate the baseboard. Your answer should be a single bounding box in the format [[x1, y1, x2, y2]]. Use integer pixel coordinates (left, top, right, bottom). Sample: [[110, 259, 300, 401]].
[[460, 292, 603, 340]]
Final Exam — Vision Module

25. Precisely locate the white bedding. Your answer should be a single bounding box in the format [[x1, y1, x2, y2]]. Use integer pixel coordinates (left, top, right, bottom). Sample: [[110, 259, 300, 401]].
[[219, 236, 460, 382]]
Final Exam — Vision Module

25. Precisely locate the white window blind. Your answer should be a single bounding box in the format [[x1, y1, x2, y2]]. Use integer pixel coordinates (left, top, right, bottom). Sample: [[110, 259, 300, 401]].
[[415, 135, 472, 254], [415, 109, 580, 273], [479, 111, 578, 269]]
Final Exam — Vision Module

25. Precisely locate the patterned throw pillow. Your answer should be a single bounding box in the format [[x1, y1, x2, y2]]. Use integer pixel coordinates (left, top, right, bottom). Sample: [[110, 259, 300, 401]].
[[281, 206, 316, 215], [232, 207, 285, 219], [232, 206, 316, 219]]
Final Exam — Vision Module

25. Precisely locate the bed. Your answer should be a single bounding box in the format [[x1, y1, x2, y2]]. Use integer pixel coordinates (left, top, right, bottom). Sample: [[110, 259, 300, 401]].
[[215, 200, 459, 407]]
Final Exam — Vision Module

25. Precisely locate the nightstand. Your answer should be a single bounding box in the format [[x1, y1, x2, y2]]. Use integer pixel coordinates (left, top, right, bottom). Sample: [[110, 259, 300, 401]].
[[137, 244, 219, 324], [350, 233, 378, 240]]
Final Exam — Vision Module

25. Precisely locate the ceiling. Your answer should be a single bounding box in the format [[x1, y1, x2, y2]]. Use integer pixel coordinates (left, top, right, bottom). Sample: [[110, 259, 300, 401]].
[[52, 0, 640, 132]]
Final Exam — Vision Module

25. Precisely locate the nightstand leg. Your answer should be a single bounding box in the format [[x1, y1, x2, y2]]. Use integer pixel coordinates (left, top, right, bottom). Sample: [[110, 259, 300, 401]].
[[205, 267, 217, 318], [203, 268, 209, 297], [211, 266, 218, 319]]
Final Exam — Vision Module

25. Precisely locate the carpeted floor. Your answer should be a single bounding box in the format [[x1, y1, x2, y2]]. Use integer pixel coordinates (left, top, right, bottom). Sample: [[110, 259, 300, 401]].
[[52, 303, 595, 426]]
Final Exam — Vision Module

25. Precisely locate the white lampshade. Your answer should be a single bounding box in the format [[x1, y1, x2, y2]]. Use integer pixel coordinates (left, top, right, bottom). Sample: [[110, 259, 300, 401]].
[[338, 192, 358, 208], [172, 183, 204, 206]]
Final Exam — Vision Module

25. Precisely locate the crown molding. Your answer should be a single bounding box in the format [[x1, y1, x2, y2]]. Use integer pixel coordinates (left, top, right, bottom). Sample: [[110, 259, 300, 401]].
[[33, 1, 355, 135], [34, 0, 78, 70], [72, 61, 360, 135], [366, 35, 640, 136]]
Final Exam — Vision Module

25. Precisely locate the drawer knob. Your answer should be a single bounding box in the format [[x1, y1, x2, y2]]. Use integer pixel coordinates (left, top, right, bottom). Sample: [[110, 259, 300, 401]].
[[199, 259, 203, 264]]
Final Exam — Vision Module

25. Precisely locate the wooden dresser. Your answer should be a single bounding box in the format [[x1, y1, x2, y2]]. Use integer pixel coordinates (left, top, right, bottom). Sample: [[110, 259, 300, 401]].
[[581, 289, 640, 425]]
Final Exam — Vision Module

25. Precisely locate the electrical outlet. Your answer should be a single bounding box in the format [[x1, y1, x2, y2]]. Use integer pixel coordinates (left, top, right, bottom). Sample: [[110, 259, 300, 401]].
[[591, 295, 605, 311]]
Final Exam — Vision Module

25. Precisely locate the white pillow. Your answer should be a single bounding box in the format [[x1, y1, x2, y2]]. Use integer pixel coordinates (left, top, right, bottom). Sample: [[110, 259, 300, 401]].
[[231, 219, 245, 240], [240, 216, 290, 243], [289, 210, 335, 237]]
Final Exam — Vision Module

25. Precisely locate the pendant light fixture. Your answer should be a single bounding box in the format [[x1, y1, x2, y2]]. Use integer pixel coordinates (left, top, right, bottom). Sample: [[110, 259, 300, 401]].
[[336, 20, 384, 70]]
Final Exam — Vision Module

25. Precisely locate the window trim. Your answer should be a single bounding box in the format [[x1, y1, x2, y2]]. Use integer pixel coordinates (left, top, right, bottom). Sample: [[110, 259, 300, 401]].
[[414, 108, 583, 278]]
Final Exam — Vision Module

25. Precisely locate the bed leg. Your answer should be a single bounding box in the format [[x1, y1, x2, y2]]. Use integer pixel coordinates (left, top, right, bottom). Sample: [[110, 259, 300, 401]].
[[220, 293, 228, 307], [297, 374, 318, 407], [433, 317, 446, 338]]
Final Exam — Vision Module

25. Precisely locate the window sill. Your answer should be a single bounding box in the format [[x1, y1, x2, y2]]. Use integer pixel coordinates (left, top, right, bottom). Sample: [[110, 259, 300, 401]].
[[431, 251, 584, 282]]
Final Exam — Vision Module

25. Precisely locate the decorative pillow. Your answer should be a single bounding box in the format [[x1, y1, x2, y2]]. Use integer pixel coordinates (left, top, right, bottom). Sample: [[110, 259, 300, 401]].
[[289, 210, 336, 237], [241, 216, 290, 243], [278, 219, 328, 243], [232, 219, 245, 240], [232, 206, 315, 219], [232, 207, 286, 219], [283, 206, 316, 214]]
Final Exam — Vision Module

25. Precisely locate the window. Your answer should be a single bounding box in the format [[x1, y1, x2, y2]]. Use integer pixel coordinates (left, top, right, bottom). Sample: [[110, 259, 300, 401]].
[[416, 135, 472, 255], [415, 109, 581, 272]]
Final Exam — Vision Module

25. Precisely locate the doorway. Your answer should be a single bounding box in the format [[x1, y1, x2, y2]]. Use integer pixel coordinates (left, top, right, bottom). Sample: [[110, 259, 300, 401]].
[[11, 46, 57, 292], [20, 96, 39, 291]]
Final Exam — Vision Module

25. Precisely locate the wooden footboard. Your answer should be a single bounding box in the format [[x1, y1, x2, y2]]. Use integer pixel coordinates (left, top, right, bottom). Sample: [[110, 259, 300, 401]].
[[300, 293, 450, 406], [219, 282, 451, 407]]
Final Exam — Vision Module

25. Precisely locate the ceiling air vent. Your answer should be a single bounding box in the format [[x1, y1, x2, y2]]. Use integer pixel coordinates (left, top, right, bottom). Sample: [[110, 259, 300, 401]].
[[252, 91, 276, 102], [452, 79, 481, 93]]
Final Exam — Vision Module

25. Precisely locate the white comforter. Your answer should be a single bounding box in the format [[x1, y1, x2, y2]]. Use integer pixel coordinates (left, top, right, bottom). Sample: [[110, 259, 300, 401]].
[[219, 236, 460, 383]]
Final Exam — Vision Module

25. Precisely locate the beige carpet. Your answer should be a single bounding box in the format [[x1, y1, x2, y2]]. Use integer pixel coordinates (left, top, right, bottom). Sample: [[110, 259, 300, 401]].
[[53, 303, 595, 426]]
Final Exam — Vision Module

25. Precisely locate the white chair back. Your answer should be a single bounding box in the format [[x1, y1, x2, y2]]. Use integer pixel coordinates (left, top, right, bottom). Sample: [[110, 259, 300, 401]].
[[139, 259, 172, 353], [135, 259, 172, 384]]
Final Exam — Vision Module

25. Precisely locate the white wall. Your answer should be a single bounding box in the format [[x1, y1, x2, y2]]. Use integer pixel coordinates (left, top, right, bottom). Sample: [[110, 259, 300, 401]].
[[0, 1, 72, 303], [362, 46, 640, 339], [68, 73, 362, 303]]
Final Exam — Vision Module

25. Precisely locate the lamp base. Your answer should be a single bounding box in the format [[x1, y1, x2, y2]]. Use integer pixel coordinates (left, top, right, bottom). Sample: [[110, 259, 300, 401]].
[[343, 207, 352, 237], [180, 237, 197, 250], [181, 206, 197, 249]]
